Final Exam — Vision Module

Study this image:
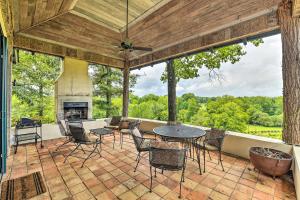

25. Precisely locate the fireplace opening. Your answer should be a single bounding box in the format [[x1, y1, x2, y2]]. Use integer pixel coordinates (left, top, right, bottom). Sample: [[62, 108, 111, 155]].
[[64, 102, 88, 120]]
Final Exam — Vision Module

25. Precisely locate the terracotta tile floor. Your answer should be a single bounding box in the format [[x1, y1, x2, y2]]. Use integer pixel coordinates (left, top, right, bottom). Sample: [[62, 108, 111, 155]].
[[2, 134, 296, 200]]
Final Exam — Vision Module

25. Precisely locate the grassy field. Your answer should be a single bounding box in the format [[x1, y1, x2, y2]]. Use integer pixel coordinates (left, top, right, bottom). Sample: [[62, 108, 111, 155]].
[[244, 125, 282, 140]]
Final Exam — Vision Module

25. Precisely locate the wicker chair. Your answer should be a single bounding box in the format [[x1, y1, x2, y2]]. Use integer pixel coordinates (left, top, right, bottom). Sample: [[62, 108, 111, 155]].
[[54, 120, 73, 152], [131, 127, 155, 172], [63, 125, 101, 167], [194, 128, 226, 172], [149, 142, 187, 198]]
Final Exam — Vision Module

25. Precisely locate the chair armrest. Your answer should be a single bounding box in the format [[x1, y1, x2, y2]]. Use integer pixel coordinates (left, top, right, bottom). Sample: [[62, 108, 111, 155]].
[[142, 137, 156, 141], [203, 137, 224, 149]]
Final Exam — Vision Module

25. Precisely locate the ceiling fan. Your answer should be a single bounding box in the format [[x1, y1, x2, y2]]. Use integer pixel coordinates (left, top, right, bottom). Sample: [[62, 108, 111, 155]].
[[119, 0, 152, 52]]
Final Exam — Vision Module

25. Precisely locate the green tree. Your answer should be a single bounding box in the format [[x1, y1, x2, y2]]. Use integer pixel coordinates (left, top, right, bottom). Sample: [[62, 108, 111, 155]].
[[89, 64, 137, 118], [191, 96, 249, 132], [161, 40, 263, 82], [12, 51, 61, 123]]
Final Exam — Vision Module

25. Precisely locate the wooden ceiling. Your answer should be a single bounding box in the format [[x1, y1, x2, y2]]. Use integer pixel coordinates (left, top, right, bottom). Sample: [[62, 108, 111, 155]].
[[72, 0, 164, 31], [293, 0, 300, 16], [12, 0, 286, 68]]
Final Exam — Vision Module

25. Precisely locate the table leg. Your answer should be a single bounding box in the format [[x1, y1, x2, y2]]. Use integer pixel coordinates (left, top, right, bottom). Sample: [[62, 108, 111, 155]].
[[40, 126, 44, 148]]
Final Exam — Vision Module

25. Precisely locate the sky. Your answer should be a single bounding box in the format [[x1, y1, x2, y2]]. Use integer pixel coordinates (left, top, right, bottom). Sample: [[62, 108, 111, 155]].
[[131, 34, 283, 97]]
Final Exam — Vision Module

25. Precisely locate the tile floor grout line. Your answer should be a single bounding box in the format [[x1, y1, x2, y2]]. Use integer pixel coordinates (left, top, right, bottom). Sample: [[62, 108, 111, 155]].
[[37, 141, 54, 200]]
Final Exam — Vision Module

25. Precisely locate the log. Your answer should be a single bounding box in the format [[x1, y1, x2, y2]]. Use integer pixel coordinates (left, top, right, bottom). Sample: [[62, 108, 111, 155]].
[[279, 0, 300, 144], [167, 59, 176, 123], [122, 61, 130, 117]]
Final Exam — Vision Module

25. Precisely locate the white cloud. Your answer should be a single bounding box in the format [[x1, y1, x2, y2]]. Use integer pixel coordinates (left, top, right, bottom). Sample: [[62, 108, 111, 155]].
[[132, 34, 282, 97]]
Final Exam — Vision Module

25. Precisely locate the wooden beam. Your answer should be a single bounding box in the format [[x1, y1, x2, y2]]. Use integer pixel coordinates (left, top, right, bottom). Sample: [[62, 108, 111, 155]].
[[279, 0, 300, 144], [13, 35, 124, 68], [122, 61, 130, 117], [129, 12, 279, 68], [167, 59, 176, 123]]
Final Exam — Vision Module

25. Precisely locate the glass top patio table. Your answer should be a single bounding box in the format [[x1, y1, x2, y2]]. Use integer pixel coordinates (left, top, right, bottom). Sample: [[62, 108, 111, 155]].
[[153, 125, 206, 139]]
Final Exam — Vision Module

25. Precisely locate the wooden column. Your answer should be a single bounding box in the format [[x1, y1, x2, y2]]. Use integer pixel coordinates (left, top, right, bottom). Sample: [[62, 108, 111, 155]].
[[122, 61, 130, 117], [279, 0, 300, 144], [167, 59, 177, 123]]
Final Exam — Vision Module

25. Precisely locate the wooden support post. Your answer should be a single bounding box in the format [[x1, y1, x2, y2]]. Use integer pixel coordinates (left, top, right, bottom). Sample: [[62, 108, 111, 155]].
[[122, 61, 130, 117], [279, 0, 300, 144], [167, 59, 176, 124]]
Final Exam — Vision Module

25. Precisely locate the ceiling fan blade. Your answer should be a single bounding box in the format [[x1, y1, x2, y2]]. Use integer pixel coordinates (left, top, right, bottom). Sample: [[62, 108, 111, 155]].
[[132, 46, 153, 51]]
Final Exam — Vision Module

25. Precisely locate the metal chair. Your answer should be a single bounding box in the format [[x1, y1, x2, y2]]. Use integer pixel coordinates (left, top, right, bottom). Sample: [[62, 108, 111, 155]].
[[54, 120, 74, 152], [120, 119, 141, 148], [194, 128, 226, 172], [63, 125, 101, 167], [104, 116, 122, 147], [131, 127, 155, 172], [104, 116, 122, 129], [149, 142, 187, 198]]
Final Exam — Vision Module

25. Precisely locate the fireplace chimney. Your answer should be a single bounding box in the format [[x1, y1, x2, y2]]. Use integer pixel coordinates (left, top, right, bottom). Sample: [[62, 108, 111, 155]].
[[55, 57, 93, 120]]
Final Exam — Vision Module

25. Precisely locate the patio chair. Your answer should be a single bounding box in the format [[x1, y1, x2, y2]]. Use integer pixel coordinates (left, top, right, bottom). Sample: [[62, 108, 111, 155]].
[[148, 141, 187, 198], [63, 125, 101, 167], [104, 116, 122, 129], [54, 120, 73, 152], [194, 128, 226, 172], [131, 127, 156, 172], [119, 119, 141, 148], [103, 116, 122, 147]]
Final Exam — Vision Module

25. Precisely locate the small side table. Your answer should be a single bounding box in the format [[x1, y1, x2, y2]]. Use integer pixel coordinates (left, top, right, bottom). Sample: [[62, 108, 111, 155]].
[[90, 128, 115, 149]]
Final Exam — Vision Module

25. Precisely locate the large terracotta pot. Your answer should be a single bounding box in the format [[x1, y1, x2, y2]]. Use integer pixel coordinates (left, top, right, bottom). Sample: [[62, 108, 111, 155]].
[[249, 147, 293, 178]]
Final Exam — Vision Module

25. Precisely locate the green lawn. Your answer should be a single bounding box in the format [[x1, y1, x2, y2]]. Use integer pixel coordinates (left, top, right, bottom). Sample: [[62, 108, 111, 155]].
[[244, 125, 282, 140]]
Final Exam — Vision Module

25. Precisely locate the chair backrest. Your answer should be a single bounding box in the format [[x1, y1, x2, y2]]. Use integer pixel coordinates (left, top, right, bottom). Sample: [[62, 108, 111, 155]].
[[65, 120, 83, 135], [57, 120, 68, 136], [149, 146, 186, 170], [129, 120, 141, 130], [68, 125, 90, 143], [131, 127, 143, 151], [205, 128, 226, 147], [110, 116, 122, 126]]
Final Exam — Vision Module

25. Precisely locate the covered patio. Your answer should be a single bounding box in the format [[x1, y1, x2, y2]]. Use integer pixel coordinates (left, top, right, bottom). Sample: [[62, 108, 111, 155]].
[[0, 0, 300, 199], [4, 130, 296, 200]]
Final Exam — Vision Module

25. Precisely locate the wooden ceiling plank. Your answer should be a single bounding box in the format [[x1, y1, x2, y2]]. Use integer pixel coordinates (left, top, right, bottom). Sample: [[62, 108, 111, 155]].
[[12, 0, 20, 31], [14, 35, 124, 68], [18, 32, 122, 60], [120, 0, 173, 32], [74, 0, 163, 30], [59, 0, 78, 13], [126, 0, 280, 57], [69, 9, 120, 32], [59, 13, 120, 41], [21, 12, 123, 59], [73, 6, 125, 29], [293, 0, 300, 16], [19, 0, 29, 30], [33, 0, 44, 24], [129, 12, 279, 68]]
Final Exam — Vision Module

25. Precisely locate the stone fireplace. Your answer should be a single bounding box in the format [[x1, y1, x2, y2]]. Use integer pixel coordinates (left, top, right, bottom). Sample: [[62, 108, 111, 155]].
[[55, 57, 93, 120]]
